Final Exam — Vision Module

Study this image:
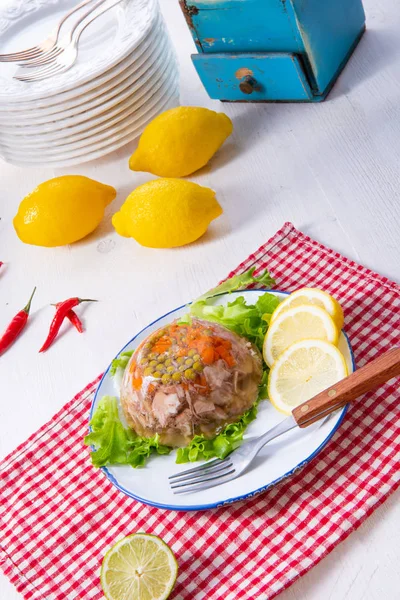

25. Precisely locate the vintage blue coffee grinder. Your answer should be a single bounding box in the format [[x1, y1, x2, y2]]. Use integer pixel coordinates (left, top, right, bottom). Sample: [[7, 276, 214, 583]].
[[179, 0, 366, 102]]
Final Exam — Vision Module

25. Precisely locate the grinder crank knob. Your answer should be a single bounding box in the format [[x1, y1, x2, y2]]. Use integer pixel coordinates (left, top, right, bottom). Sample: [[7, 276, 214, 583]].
[[239, 75, 259, 95]]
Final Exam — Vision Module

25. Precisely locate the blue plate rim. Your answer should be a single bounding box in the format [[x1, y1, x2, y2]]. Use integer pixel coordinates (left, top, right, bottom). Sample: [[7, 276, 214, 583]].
[[89, 290, 356, 512]]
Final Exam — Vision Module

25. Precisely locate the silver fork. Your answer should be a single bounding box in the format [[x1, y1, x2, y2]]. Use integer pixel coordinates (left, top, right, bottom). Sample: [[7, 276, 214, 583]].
[[22, 0, 110, 67], [169, 418, 299, 495], [169, 347, 400, 494], [0, 0, 98, 63], [14, 0, 123, 82]]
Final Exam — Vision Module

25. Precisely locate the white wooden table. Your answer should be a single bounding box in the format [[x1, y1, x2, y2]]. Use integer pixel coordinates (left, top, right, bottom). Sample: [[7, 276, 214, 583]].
[[1, 0, 399, 598]]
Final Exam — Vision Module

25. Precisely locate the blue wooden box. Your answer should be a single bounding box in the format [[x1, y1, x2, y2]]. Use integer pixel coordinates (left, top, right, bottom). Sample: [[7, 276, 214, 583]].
[[179, 0, 366, 102]]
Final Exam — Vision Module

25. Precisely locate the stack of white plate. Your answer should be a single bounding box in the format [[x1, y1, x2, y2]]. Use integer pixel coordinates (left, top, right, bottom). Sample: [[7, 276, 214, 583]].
[[0, 0, 179, 168]]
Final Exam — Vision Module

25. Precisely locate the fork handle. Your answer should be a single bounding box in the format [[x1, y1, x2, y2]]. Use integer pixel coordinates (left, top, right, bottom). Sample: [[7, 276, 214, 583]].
[[57, 0, 99, 33], [293, 347, 400, 428], [73, 0, 124, 40]]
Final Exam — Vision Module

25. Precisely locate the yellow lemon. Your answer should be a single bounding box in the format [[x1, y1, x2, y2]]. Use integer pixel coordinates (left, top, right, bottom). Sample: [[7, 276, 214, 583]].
[[112, 178, 222, 248], [13, 175, 116, 247], [129, 106, 233, 177], [268, 339, 348, 415], [271, 288, 344, 330], [263, 305, 339, 367]]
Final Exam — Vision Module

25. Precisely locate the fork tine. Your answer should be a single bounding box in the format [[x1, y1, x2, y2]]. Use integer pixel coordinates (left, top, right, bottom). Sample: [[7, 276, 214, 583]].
[[168, 457, 229, 480], [23, 47, 62, 67], [172, 470, 237, 494], [15, 62, 63, 81], [14, 68, 53, 81], [170, 461, 234, 485], [0, 47, 40, 59], [170, 465, 235, 490], [0, 50, 43, 62], [17, 61, 56, 77]]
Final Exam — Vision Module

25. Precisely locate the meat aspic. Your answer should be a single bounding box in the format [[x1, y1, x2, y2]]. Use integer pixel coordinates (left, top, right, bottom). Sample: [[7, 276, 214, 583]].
[[120, 318, 263, 447]]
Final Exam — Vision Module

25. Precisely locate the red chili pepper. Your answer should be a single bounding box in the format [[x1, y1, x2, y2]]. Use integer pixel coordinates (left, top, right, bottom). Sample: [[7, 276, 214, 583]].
[[0, 287, 36, 356], [53, 303, 84, 334], [39, 297, 96, 353], [65, 310, 84, 333]]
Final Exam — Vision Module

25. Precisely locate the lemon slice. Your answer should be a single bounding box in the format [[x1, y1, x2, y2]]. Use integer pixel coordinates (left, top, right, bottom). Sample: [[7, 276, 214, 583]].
[[271, 288, 344, 330], [268, 339, 348, 414], [101, 534, 178, 600], [263, 305, 339, 367]]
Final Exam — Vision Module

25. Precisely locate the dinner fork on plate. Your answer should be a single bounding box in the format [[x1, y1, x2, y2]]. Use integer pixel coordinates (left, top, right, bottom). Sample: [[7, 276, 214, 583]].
[[22, 0, 112, 68], [0, 0, 97, 63], [169, 347, 400, 494], [15, 0, 124, 82]]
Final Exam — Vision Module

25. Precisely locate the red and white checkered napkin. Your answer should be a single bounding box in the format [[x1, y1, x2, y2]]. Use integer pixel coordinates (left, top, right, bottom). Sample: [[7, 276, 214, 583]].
[[1, 223, 399, 600]]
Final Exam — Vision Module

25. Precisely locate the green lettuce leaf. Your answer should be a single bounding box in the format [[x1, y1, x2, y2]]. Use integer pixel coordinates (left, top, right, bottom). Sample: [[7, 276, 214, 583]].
[[196, 267, 275, 302], [255, 292, 281, 321], [189, 292, 280, 351], [110, 350, 134, 376], [176, 388, 261, 464], [258, 368, 269, 400], [84, 396, 171, 468]]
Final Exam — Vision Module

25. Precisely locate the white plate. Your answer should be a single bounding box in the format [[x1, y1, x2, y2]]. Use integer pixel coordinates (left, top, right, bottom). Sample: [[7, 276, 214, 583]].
[[89, 290, 355, 512], [0, 65, 178, 160], [0, 50, 168, 142], [1, 91, 179, 167], [0, 14, 165, 120], [0, 34, 173, 133], [0, 58, 174, 149], [0, 0, 158, 103], [0, 44, 175, 145], [0, 11, 163, 111]]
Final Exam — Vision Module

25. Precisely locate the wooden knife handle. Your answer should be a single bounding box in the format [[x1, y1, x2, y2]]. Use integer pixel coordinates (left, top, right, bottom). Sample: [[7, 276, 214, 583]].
[[293, 347, 400, 428]]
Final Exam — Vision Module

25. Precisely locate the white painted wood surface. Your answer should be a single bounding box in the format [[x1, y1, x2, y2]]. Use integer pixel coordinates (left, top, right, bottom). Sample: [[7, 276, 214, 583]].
[[1, 0, 399, 598]]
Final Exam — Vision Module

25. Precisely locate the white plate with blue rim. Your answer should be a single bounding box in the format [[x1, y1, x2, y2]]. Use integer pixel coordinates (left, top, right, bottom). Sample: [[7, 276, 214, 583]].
[[89, 290, 355, 512]]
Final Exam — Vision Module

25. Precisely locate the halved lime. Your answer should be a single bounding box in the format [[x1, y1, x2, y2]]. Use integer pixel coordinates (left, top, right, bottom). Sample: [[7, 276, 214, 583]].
[[101, 533, 178, 600]]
